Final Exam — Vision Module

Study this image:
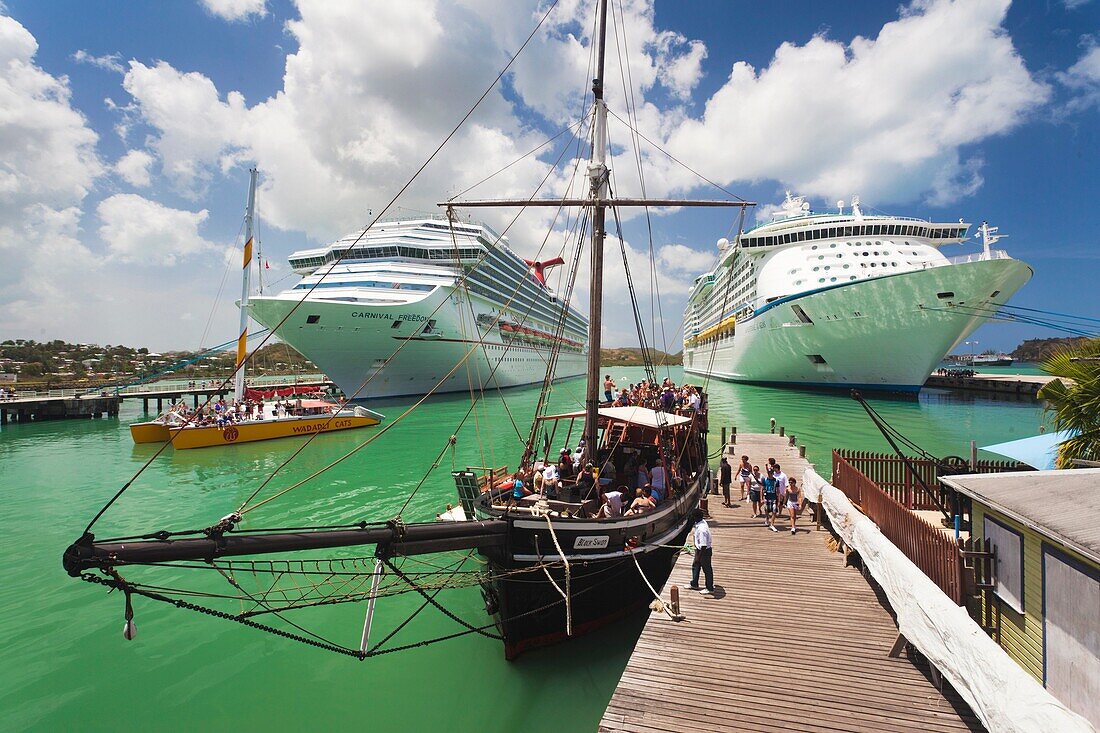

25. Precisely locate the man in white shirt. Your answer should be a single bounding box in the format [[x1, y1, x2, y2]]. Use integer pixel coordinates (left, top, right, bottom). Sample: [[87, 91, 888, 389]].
[[687, 508, 714, 594], [598, 489, 624, 517], [687, 390, 701, 411], [773, 463, 789, 504]]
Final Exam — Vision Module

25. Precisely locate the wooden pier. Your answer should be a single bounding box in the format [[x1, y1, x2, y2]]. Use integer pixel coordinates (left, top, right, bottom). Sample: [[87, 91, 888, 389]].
[[600, 432, 980, 733], [924, 372, 1056, 399]]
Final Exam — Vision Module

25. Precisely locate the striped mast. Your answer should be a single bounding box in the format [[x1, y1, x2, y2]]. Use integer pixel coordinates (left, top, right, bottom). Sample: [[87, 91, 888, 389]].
[[234, 168, 258, 404]]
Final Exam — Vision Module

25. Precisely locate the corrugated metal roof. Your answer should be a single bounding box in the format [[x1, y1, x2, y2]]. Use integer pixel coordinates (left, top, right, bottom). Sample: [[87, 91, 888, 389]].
[[941, 469, 1100, 565]]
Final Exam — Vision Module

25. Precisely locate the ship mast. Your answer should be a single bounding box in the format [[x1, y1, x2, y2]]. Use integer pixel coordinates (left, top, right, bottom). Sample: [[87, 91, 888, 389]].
[[233, 168, 258, 404], [583, 0, 610, 465]]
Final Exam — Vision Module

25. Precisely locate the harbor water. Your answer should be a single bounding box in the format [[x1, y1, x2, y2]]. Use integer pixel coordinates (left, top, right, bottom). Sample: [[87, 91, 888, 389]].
[[0, 367, 1049, 732]]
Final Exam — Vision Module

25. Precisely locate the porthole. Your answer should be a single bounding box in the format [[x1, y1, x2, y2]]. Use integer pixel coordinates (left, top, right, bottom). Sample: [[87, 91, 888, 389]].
[[830, 277, 837, 282], [819, 278, 825, 283], [843, 264, 850, 269], [830, 243, 837, 248]]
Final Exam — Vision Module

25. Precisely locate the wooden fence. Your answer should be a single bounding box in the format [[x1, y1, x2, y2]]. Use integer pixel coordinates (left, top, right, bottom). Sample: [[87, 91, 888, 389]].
[[834, 449, 1027, 511], [832, 451, 964, 604]]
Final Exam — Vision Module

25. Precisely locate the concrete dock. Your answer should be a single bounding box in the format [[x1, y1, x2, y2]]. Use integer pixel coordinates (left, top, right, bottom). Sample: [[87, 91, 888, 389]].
[[599, 432, 980, 733], [924, 372, 1057, 399]]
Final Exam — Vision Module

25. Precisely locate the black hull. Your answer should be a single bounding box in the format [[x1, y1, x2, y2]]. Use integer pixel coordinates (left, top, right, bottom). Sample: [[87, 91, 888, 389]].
[[479, 478, 703, 659]]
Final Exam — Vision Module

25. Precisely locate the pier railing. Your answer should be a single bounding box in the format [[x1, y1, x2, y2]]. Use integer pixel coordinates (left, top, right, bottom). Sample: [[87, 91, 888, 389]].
[[832, 451, 963, 604], [833, 449, 1024, 510]]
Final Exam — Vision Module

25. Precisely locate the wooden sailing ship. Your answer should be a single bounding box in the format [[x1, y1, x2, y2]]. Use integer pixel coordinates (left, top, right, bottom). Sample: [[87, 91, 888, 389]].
[[63, 0, 751, 660]]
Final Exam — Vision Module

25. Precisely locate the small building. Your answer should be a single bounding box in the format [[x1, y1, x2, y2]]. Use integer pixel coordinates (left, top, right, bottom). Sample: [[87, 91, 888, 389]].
[[941, 469, 1100, 728]]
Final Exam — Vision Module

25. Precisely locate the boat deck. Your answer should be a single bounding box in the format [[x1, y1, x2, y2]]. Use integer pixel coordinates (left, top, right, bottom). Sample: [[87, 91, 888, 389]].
[[599, 432, 982, 733]]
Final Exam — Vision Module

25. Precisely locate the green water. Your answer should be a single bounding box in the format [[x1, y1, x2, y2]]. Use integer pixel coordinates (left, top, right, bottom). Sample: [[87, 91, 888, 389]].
[[0, 368, 1049, 732]]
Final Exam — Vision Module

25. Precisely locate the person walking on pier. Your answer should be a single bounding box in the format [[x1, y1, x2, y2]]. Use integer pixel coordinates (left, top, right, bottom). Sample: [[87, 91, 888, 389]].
[[719, 456, 732, 507], [748, 465, 764, 517], [738, 455, 751, 502], [687, 508, 714, 595], [763, 468, 780, 532], [786, 478, 801, 535]]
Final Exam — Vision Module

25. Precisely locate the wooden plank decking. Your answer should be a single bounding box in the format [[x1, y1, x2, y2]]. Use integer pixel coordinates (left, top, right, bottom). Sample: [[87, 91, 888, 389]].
[[600, 433, 982, 733]]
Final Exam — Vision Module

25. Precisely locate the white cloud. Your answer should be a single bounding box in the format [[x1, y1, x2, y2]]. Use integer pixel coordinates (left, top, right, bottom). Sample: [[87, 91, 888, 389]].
[[122, 60, 247, 193], [661, 0, 1049, 207], [200, 0, 267, 22], [72, 49, 123, 73], [115, 149, 155, 187], [0, 15, 106, 333], [1056, 42, 1100, 114], [97, 193, 217, 265]]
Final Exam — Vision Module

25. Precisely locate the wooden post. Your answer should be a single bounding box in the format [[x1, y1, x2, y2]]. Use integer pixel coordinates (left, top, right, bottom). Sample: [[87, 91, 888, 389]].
[[156, 397, 163, 412], [779, 426, 785, 437], [721, 427, 726, 447], [193, 394, 199, 408], [670, 585, 680, 617], [730, 425, 736, 443], [888, 632, 907, 658], [816, 499, 822, 531], [143, 397, 149, 412], [799, 445, 806, 458]]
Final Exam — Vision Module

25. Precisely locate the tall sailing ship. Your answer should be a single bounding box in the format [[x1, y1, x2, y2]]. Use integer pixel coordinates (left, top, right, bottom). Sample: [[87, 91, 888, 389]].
[[683, 194, 1032, 391], [248, 219, 588, 400], [64, 0, 747, 661]]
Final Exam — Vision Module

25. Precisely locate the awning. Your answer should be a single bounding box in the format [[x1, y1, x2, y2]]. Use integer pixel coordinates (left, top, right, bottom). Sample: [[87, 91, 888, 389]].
[[979, 430, 1076, 471], [538, 406, 692, 429]]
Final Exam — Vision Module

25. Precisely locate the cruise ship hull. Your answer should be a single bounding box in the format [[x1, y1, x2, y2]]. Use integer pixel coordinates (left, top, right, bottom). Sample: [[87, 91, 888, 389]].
[[684, 258, 1032, 392], [249, 288, 586, 400]]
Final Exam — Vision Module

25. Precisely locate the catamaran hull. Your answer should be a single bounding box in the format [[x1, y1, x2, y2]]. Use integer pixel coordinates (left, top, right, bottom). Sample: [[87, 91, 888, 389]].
[[684, 258, 1032, 392], [164, 414, 379, 449], [248, 289, 586, 401], [478, 478, 703, 659]]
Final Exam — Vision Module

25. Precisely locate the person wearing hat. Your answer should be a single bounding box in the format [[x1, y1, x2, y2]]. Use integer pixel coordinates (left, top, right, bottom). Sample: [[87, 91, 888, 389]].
[[541, 460, 560, 498], [687, 508, 714, 595]]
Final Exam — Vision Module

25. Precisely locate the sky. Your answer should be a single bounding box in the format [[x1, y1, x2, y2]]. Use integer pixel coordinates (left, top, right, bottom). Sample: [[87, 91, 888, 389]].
[[1, 0, 1098, 354]]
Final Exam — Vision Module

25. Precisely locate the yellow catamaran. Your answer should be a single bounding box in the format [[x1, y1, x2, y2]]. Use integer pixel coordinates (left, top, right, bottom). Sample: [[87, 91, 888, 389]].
[[130, 169, 382, 448]]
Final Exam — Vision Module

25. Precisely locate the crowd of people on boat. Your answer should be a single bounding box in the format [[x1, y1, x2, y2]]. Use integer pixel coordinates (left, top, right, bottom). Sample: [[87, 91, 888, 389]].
[[602, 375, 702, 413], [164, 397, 311, 427], [718, 454, 802, 534]]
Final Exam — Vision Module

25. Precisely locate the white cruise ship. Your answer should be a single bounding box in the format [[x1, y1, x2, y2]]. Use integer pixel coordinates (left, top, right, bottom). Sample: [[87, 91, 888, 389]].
[[248, 218, 587, 399], [682, 193, 1032, 392]]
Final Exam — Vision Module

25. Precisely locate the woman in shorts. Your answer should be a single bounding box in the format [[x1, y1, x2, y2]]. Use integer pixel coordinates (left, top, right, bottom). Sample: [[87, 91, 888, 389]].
[[738, 455, 752, 501], [786, 477, 801, 535], [748, 465, 764, 518]]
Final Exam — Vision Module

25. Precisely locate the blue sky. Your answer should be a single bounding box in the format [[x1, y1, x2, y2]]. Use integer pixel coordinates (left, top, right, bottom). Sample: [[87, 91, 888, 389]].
[[1, 0, 1098, 353]]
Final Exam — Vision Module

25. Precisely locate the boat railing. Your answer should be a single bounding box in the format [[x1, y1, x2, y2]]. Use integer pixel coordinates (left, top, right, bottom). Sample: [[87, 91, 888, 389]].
[[943, 249, 1011, 266]]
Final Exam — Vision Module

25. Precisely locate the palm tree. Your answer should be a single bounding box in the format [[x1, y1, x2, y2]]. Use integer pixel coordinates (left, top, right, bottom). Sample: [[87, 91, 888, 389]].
[[1037, 338, 1100, 468]]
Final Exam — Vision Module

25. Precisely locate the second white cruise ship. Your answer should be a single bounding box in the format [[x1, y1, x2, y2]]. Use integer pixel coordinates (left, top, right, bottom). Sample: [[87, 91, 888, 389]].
[[683, 193, 1032, 392], [248, 218, 587, 400]]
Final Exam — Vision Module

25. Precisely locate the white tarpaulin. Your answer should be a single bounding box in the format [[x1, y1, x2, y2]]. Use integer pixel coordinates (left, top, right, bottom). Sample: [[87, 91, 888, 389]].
[[802, 468, 1095, 733]]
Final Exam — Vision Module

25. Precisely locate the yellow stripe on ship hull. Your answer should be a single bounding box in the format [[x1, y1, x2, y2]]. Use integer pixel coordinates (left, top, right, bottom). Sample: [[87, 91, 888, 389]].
[[130, 421, 171, 443], [167, 414, 380, 450]]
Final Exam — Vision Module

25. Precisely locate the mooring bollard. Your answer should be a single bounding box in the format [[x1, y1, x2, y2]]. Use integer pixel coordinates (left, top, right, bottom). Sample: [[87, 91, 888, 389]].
[[670, 585, 680, 616], [731, 425, 736, 442], [779, 426, 785, 437], [721, 427, 726, 447], [799, 445, 806, 458]]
